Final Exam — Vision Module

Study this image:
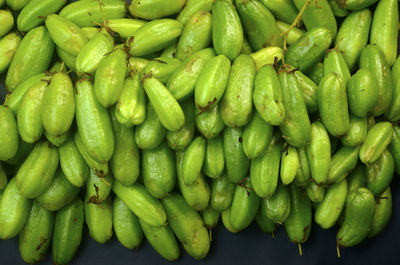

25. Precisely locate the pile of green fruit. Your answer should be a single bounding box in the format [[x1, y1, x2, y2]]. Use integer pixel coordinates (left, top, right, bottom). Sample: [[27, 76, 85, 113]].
[[0, 0, 399, 263]]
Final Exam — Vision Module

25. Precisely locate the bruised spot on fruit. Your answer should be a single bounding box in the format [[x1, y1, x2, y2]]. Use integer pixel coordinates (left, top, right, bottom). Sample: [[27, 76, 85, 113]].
[[36, 237, 48, 250], [302, 224, 310, 241]]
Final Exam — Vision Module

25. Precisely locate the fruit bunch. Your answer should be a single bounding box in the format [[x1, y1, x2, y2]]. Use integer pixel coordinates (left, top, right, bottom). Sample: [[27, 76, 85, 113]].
[[0, 0, 399, 263]]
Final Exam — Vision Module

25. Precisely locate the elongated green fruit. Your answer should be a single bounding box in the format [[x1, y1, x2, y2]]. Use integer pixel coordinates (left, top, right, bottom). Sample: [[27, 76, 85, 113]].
[[337, 187, 375, 247], [41, 72, 75, 137], [203, 135, 225, 178], [115, 73, 146, 127], [45, 14, 87, 56], [276, 21, 304, 45], [4, 139, 34, 166], [129, 0, 186, 20], [223, 127, 249, 183], [318, 73, 349, 137], [212, 0, 243, 61], [59, 0, 126, 27], [385, 57, 400, 122], [167, 48, 215, 101], [127, 19, 183, 56], [389, 125, 400, 174], [210, 173, 234, 211], [293, 0, 337, 38], [306, 182, 325, 203], [139, 219, 180, 261], [74, 132, 109, 177], [280, 145, 299, 185], [242, 112, 273, 159], [346, 69, 378, 117], [162, 193, 210, 260], [135, 103, 166, 150], [0, 106, 19, 161], [86, 170, 113, 204], [176, 150, 210, 211], [76, 28, 114, 75], [56, 47, 76, 72], [113, 197, 143, 249], [110, 113, 140, 186], [293, 66, 319, 114], [221, 54, 256, 128], [143, 57, 181, 84], [366, 150, 394, 196], [0, 10, 13, 38], [253, 65, 285, 126], [44, 129, 70, 148], [84, 194, 113, 244], [202, 206, 219, 229], [323, 49, 351, 83], [236, 0, 283, 51], [175, 10, 212, 61], [262, 183, 290, 224], [284, 184, 312, 244], [230, 178, 260, 231], [6, 26, 54, 91], [195, 54, 231, 110], [106, 18, 146, 39], [166, 99, 195, 151], [335, 9, 371, 72], [19, 201, 54, 264], [255, 207, 276, 234], [307, 121, 331, 185], [177, 0, 214, 25], [195, 103, 225, 139], [6, 0, 30, 11], [286, 27, 333, 73], [142, 141, 176, 199], [369, 187, 392, 238], [112, 181, 166, 227], [0, 178, 32, 240], [315, 179, 348, 229], [370, 0, 398, 66], [37, 170, 80, 212], [278, 69, 311, 147], [294, 146, 311, 187], [250, 137, 282, 198], [341, 115, 368, 147], [182, 136, 206, 186], [0, 163, 6, 190], [359, 122, 393, 164], [337, 0, 378, 10], [0, 32, 21, 74], [329, 0, 348, 17], [327, 145, 360, 184], [52, 199, 84, 265], [75, 78, 115, 163], [143, 76, 185, 132], [16, 141, 59, 199], [250, 46, 283, 71], [221, 208, 240, 233], [17, 0, 66, 32], [94, 48, 127, 108], [359, 44, 392, 116], [347, 163, 367, 193], [259, 0, 298, 24]]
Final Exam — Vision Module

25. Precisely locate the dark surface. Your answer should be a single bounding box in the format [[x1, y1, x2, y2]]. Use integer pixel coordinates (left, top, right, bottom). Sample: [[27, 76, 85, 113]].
[[1, 5, 400, 265]]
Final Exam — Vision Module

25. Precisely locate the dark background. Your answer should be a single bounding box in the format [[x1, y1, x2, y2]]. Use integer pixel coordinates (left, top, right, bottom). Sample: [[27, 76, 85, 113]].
[[1, 2, 400, 265]]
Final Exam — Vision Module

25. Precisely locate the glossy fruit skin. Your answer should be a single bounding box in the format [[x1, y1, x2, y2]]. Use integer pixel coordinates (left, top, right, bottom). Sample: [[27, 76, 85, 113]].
[[0, 106, 19, 161], [210, 173, 235, 211], [318, 73, 349, 137], [5, 26, 54, 92], [221, 54, 256, 128], [84, 194, 113, 244], [59, 0, 127, 27], [335, 9, 371, 72], [129, 0, 186, 20], [16, 141, 59, 199], [162, 193, 210, 260], [359, 44, 392, 116], [293, 0, 337, 38], [337, 187, 376, 247], [253, 65, 285, 126], [75, 78, 115, 163], [261, 183, 291, 224], [0, 32, 21, 74], [19, 201, 54, 264], [235, 0, 283, 51], [52, 199, 84, 265], [368, 187, 392, 238], [211, 0, 243, 61], [327, 145, 360, 184], [127, 19, 183, 57], [177, 0, 214, 25], [359, 122, 393, 164], [182, 136, 206, 186], [366, 150, 394, 196], [259, 0, 298, 24], [389, 125, 400, 175], [385, 56, 400, 122], [203, 134, 225, 178], [17, 0, 67, 32], [286, 27, 333, 73]]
